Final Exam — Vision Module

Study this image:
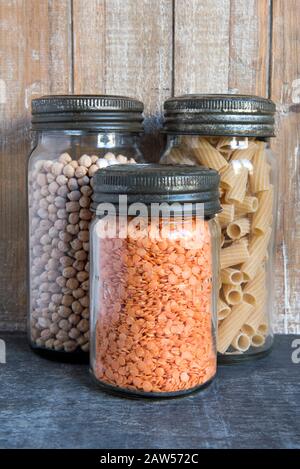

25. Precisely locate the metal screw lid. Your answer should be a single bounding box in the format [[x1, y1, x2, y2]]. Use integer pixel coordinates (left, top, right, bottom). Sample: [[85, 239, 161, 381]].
[[163, 94, 276, 137], [92, 164, 221, 216], [31, 95, 144, 132]]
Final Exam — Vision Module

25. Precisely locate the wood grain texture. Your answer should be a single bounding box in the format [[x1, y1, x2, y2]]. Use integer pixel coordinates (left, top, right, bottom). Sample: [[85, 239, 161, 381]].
[[174, 0, 231, 94], [271, 0, 300, 334], [228, 0, 270, 96], [1, 332, 299, 448], [0, 0, 72, 331], [73, 0, 173, 160], [0, 0, 299, 333], [174, 0, 270, 95]]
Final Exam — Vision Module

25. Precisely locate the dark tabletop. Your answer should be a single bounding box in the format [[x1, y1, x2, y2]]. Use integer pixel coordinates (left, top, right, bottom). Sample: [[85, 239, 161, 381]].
[[0, 332, 299, 449]]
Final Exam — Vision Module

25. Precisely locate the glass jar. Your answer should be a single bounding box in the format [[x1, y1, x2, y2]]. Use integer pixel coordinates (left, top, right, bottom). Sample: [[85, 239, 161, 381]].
[[90, 164, 221, 397], [160, 94, 277, 363], [28, 95, 144, 360]]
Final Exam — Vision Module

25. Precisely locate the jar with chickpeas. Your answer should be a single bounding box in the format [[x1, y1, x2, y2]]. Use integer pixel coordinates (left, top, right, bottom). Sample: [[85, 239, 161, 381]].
[[160, 94, 277, 362], [28, 95, 144, 360]]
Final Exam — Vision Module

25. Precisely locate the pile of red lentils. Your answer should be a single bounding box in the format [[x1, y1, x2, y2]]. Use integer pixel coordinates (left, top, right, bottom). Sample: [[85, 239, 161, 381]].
[[93, 218, 216, 394]]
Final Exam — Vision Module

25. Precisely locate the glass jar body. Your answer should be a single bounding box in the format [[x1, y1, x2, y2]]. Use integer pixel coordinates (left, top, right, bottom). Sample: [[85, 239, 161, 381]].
[[160, 135, 277, 362], [90, 213, 219, 397], [28, 131, 143, 359]]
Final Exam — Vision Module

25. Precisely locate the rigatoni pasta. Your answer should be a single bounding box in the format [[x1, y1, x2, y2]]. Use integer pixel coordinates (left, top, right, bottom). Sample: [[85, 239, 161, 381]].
[[227, 218, 250, 240], [242, 267, 265, 306], [218, 204, 234, 227], [218, 298, 231, 320], [243, 304, 265, 333], [258, 322, 268, 335], [241, 228, 271, 281], [223, 284, 242, 305], [235, 196, 258, 215], [221, 268, 243, 285], [241, 323, 256, 338], [250, 142, 270, 192], [225, 165, 248, 203], [220, 164, 237, 188], [218, 302, 253, 354], [231, 332, 251, 352], [230, 140, 258, 160], [251, 334, 265, 348], [220, 238, 249, 269], [191, 137, 228, 171], [252, 185, 274, 235], [161, 135, 275, 357]]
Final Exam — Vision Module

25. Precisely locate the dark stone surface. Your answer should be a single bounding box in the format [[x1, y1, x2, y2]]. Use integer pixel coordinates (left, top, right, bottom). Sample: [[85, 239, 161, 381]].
[[0, 332, 299, 449]]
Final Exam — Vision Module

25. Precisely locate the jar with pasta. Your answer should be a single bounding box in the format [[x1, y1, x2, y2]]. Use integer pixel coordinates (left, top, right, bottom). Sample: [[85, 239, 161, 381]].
[[160, 94, 277, 362], [90, 164, 221, 396], [28, 95, 144, 360]]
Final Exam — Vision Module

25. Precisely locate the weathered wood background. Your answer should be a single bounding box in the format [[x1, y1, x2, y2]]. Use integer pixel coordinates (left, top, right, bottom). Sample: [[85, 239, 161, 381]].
[[0, 0, 299, 332]]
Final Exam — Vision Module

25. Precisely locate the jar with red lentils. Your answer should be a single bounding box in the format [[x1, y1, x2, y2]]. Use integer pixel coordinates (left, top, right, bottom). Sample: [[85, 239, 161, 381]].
[[90, 164, 221, 397], [28, 95, 144, 361]]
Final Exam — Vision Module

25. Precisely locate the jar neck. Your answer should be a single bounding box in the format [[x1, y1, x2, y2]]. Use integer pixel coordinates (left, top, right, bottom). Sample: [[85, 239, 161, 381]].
[[166, 134, 263, 148], [36, 130, 141, 149]]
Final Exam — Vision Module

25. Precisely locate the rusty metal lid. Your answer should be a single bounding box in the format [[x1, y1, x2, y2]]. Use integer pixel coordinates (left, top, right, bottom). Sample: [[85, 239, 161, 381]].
[[163, 94, 276, 137], [31, 95, 144, 132], [92, 163, 221, 216]]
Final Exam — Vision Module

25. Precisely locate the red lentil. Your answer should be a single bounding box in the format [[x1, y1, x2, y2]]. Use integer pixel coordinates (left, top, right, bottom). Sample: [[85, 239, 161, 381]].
[[94, 218, 216, 394]]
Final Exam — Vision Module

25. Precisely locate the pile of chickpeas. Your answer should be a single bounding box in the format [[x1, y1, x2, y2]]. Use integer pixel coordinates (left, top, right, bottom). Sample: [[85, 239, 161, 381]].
[[29, 151, 136, 353]]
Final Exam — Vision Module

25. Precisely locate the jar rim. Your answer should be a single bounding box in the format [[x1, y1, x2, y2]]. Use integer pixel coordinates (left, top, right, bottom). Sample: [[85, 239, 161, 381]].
[[91, 164, 221, 216], [31, 95, 144, 133], [163, 94, 276, 137]]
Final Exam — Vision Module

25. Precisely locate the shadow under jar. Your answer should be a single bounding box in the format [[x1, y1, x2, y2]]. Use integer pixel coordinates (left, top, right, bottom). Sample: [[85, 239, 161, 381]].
[[90, 164, 221, 397], [28, 95, 144, 361], [160, 94, 277, 363]]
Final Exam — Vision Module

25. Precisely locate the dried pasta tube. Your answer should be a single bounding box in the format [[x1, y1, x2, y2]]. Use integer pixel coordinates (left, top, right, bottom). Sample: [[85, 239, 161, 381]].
[[216, 136, 233, 151], [230, 140, 258, 160], [231, 332, 251, 352], [225, 166, 248, 203], [165, 147, 196, 165], [258, 322, 268, 335], [218, 299, 231, 320], [205, 136, 220, 146], [215, 137, 234, 159], [235, 196, 258, 215], [222, 238, 233, 248], [241, 228, 271, 281], [217, 204, 234, 228], [227, 218, 250, 240], [242, 304, 265, 333], [252, 185, 274, 235], [223, 284, 242, 305], [220, 238, 249, 269], [191, 138, 228, 171], [242, 267, 265, 305], [221, 268, 243, 285], [249, 142, 270, 192], [251, 334, 265, 348], [220, 164, 237, 188], [217, 302, 253, 353], [241, 323, 256, 338], [220, 232, 225, 247]]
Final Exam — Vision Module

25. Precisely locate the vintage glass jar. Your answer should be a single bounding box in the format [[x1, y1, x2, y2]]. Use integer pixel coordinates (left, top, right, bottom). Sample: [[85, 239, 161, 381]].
[[90, 164, 221, 397], [28, 95, 144, 360], [160, 94, 277, 362]]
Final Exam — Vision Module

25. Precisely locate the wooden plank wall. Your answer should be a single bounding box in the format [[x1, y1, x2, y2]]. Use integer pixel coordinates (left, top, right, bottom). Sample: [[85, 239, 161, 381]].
[[0, 0, 299, 332]]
